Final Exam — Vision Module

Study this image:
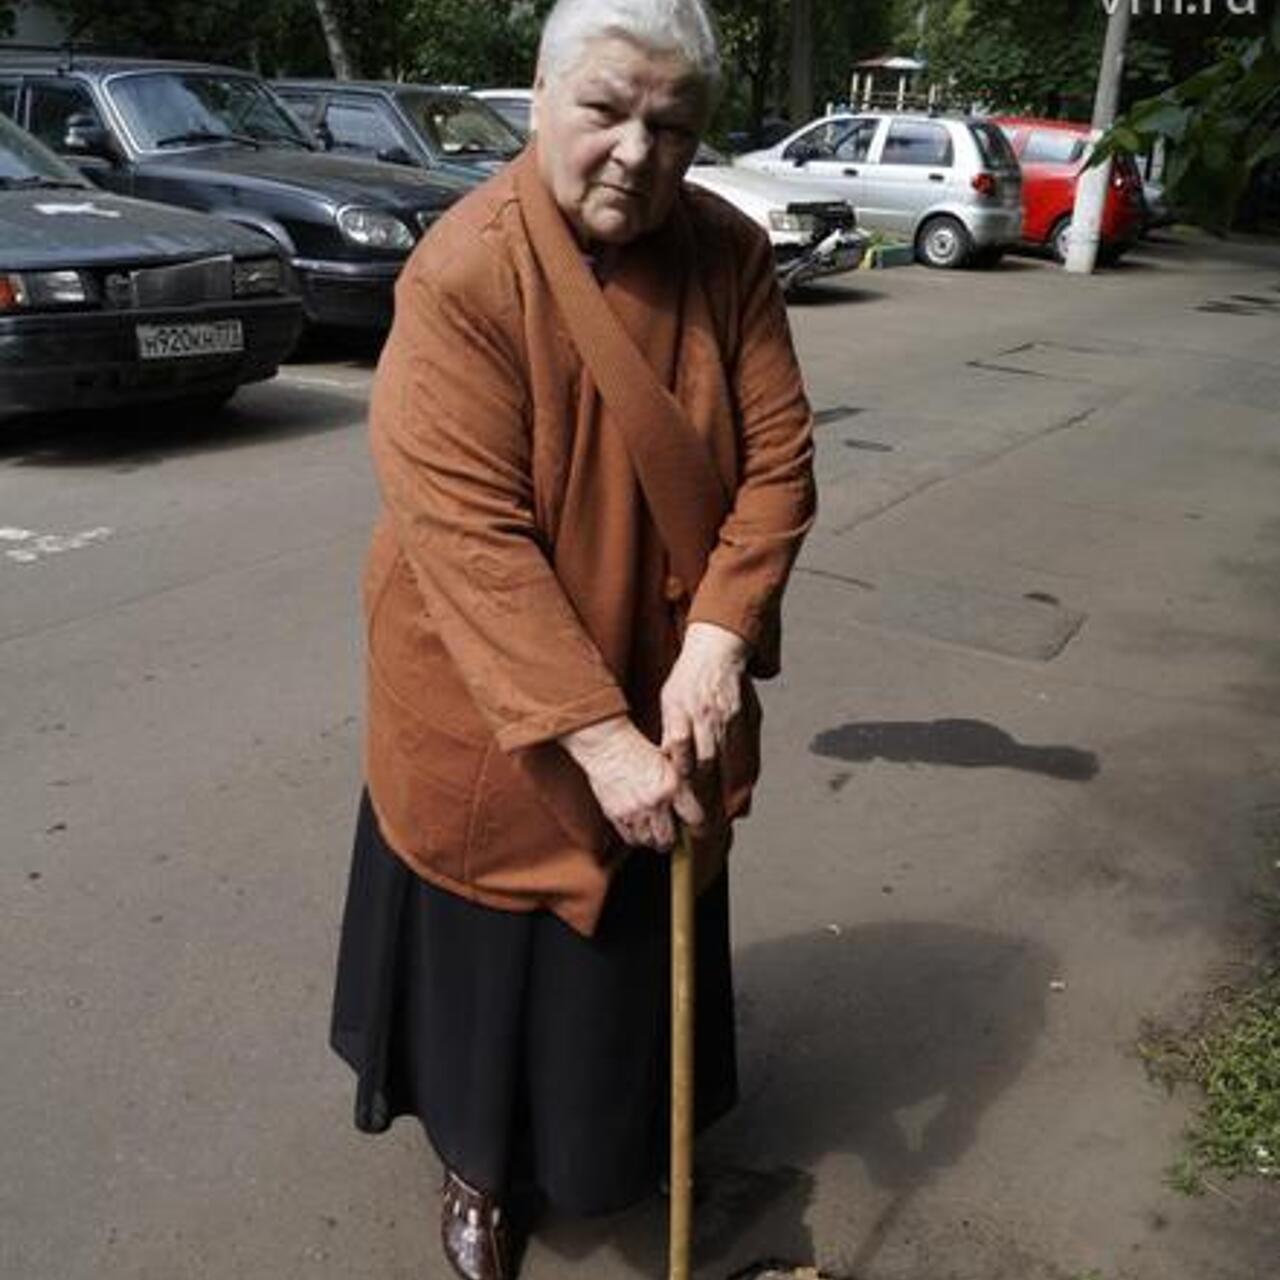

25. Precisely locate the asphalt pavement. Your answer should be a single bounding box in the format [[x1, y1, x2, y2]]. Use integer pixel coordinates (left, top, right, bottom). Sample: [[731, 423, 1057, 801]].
[[3, 231, 1280, 1280]]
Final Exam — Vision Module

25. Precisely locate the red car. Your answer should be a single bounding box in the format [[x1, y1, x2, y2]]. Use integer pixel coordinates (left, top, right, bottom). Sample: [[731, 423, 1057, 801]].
[[993, 117, 1145, 263]]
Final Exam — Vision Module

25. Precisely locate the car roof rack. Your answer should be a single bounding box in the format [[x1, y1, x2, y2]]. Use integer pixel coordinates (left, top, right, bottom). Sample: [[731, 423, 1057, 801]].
[[0, 41, 95, 72], [0, 36, 240, 73], [0, 10, 114, 70]]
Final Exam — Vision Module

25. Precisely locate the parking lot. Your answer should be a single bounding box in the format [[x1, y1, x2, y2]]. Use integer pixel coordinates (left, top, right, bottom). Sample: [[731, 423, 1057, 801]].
[[4, 231, 1280, 1279]]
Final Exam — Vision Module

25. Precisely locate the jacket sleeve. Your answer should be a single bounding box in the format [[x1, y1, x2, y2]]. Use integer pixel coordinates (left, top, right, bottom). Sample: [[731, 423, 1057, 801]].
[[369, 250, 629, 752], [685, 223, 817, 671]]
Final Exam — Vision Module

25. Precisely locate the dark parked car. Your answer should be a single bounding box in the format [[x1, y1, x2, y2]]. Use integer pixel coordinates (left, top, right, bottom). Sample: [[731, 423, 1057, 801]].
[[273, 80, 523, 181], [0, 110, 302, 416], [470, 88, 533, 138], [0, 55, 473, 328]]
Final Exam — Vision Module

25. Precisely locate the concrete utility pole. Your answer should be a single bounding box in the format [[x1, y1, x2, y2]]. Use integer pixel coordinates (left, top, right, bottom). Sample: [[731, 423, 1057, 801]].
[[789, 0, 814, 128], [1064, 0, 1132, 274]]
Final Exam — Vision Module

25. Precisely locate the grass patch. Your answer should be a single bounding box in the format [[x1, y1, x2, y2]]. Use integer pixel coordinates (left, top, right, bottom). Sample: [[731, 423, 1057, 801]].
[[1140, 902, 1280, 1194], [856, 230, 915, 270]]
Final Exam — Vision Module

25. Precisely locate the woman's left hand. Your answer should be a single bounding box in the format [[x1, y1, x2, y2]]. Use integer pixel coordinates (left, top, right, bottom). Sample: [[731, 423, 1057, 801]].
[[660, 621, 750, 777]]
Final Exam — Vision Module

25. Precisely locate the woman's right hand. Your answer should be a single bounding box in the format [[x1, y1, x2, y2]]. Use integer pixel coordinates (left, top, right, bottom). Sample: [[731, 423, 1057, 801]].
[[560, 716, 705, 850]]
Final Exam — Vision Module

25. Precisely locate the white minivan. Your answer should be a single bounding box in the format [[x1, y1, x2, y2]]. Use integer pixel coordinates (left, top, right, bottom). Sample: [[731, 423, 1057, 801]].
[[737, 112, 1022, 268]]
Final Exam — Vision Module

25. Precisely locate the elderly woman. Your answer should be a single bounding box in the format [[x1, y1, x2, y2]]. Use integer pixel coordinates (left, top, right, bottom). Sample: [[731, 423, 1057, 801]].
[[330, 1, 815, 1277]]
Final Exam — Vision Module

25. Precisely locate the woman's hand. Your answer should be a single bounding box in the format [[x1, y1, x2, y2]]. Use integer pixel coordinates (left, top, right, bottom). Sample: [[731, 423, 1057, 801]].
[[660, 622, 749, 778], [561, 716, 705, 850]]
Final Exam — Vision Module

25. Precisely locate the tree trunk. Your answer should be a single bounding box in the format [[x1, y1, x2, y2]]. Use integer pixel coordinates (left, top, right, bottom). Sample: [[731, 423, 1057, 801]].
[[313, 0, 357, 79], [789, 0, 813, 128], [748, 0, 778, 146]]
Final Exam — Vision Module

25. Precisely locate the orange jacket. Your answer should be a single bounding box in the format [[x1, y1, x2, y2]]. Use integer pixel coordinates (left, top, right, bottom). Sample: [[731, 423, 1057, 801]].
[[364, 148, 815, 935]]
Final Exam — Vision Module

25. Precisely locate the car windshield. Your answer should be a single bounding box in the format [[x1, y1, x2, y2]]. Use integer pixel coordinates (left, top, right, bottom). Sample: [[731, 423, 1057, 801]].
[[0, 111, 87, 186], [397, 91, 523, 159], [483, 96, 531, 138], [970, 121, 1019, 170], [106, 71, 313, 151], [1020, 128, 1087, 166]]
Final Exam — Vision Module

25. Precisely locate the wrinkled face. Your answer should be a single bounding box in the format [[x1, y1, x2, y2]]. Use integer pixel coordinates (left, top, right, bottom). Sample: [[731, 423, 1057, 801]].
[[533, 35, 709, 246]]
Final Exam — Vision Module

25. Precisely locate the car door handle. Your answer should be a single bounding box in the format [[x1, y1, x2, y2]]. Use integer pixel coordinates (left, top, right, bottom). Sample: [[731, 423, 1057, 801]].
[[928, 172, 945, 182], [842, 167, 859, 176]]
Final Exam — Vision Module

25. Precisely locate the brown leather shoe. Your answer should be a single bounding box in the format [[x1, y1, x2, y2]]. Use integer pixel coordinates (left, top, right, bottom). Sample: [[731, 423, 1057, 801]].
[[441, 1168, 512, 1280]]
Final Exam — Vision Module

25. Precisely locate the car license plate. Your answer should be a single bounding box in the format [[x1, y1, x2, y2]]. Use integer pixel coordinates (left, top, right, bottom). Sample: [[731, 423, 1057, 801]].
[[136, 320, 244, 361]]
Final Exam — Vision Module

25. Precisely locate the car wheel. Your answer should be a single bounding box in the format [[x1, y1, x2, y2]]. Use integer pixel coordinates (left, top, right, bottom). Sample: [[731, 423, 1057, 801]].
[[1051, 216, 1072, 263], [916, 215, 972, 269]]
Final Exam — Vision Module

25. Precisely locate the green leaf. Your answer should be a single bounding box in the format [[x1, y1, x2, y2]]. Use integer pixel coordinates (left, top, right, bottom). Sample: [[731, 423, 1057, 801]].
[[1177, 60, 1239, 104], [1111, 123, 1146, 152], [1247, 131, 1280, 167], [1125, 100, 1191, 141]]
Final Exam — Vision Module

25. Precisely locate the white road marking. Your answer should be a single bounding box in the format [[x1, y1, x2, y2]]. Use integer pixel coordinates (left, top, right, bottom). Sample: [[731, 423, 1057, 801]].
[[3, 526, 114, 565]]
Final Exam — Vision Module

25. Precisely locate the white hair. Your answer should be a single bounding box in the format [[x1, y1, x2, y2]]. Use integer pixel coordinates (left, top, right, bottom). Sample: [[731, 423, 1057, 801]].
[[536, 0, 721, 90]]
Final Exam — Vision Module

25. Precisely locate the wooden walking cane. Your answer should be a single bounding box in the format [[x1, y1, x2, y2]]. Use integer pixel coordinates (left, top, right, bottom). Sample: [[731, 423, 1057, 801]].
[[668, 821, 844, 1280], [669, 822, 697, 1280]]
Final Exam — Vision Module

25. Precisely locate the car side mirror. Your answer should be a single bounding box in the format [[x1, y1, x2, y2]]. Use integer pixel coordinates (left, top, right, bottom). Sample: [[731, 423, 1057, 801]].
[[786, 141, 818, 165], [377, 145, 415, 167], [63, 113, 116, 160]]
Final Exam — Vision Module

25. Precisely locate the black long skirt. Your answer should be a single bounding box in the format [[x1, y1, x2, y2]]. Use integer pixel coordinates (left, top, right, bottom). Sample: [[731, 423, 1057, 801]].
[[330, 792, 738, 1216]]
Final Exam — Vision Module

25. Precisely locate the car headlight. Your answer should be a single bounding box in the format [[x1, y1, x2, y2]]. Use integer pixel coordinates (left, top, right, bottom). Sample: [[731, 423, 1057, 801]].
[[768, 211, 817, 234], [337, 207, 414, 251], [0, 270, 93, 311], [232, 256, 285, 297]]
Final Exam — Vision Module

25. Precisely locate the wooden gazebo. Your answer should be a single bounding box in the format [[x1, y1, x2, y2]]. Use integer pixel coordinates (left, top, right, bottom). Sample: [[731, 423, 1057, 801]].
[[847, 54, 935, 112]]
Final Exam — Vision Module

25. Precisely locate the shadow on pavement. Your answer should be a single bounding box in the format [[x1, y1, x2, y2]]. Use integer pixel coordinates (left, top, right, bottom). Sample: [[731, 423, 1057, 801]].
[[811, 718, 1100, 782], [1103, 255, 1161, 272], [787, 283, 888, 307], [286, 326, 386, 367], [0, 382, 362, 470], [979, 256, 1044, 273], [532, 920, 1053, 1278]]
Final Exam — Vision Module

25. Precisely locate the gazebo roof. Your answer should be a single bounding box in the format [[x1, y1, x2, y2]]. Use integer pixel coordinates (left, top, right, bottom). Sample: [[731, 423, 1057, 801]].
[[853, 54, 927, 72]]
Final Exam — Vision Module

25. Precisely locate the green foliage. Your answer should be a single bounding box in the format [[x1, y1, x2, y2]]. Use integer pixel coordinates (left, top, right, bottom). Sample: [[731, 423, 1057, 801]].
[[811, 0, 894, 106], [1095, 15, 1280, 230], [313, 0, 554, 83], [1140, 959, 1280, 1193], [45, 0, 324, 70], [919, 0, 1108, 115], [40, 0, 552, 79], [916, 0, 1269, 117], [1164, 1151, 1207, 1196], [391, 0, 552, 84]]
